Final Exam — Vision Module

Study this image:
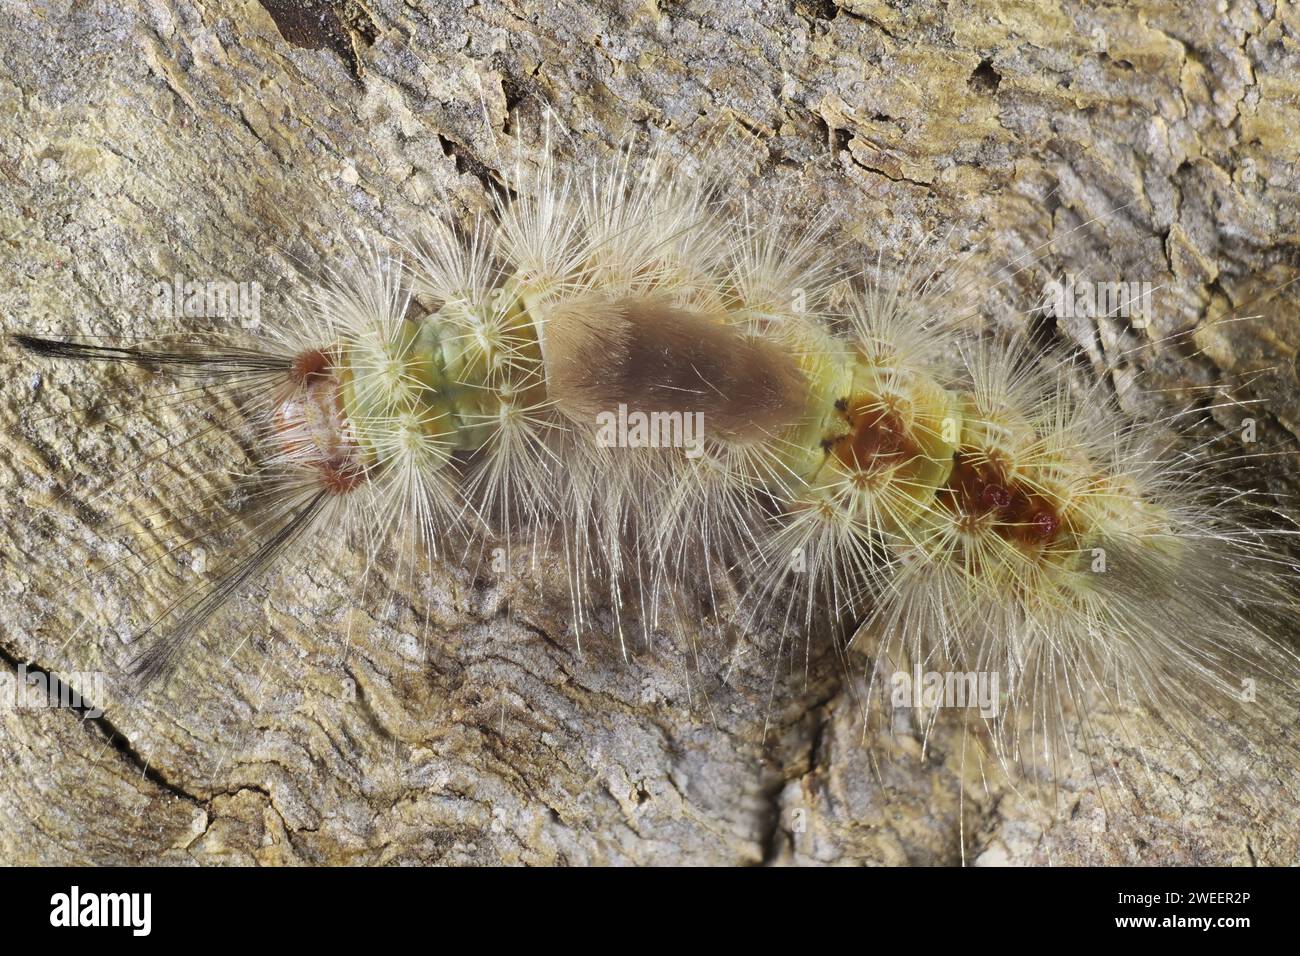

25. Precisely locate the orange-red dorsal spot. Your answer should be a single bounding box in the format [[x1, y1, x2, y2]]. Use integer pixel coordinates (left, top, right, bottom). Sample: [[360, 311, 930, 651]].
[[830, 398, 918, 473], [1028, 509, 1060, 541], [980, 482, 1012, 511], [940, 453, 1063, 546]]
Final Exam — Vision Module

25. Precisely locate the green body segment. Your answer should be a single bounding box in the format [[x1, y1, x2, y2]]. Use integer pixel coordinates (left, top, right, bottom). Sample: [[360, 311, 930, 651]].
[[756, 318, 963, 531], [341, 287, 542, 465], [335, 295, 963, 537]]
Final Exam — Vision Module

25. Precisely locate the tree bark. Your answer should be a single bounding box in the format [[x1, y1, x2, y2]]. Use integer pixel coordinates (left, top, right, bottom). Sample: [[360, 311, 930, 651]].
[[1, 0, 1298, 864]]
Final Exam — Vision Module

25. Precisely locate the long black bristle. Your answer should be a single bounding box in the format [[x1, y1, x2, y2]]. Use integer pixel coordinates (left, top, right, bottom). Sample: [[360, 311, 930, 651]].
[[126, 488, 330, 689], [11, 333, 291, 376]]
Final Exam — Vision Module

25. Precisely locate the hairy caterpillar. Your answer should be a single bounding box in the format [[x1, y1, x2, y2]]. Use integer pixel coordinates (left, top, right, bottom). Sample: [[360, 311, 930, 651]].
[[8, 132, 1300, 814]]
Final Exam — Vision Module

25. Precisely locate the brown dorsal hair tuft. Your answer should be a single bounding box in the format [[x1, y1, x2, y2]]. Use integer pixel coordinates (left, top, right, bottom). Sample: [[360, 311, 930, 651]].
[[544, 297, 808, 443]]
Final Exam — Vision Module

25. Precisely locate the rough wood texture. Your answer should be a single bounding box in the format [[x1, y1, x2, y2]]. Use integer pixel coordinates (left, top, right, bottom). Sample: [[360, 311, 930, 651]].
[[2, 0, 1298, 865]]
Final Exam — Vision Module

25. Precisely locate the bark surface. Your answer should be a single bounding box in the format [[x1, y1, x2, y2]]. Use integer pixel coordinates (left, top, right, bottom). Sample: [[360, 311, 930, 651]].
[[1, 0, 1298, 864]]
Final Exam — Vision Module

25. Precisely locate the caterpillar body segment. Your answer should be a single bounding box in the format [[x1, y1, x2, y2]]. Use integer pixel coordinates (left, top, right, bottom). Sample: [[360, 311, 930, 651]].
[[11, 143, 1298, 799], [861, 342, 1300, 781], [291, 197, 975, 635]]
